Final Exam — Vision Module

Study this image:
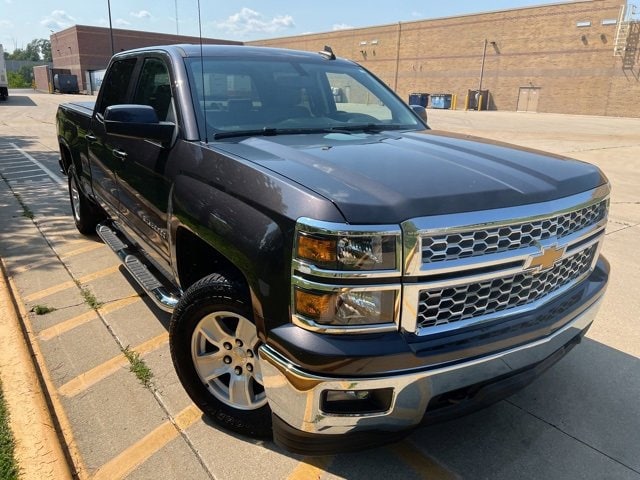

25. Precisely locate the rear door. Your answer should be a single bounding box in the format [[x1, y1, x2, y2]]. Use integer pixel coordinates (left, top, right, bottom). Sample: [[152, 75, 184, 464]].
[[88, 57, 138, 214], [114, 55, 177, 262]]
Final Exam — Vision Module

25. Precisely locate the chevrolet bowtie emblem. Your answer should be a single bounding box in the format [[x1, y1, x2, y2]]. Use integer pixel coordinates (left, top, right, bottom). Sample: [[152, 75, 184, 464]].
[[527, 244, 566, 272]]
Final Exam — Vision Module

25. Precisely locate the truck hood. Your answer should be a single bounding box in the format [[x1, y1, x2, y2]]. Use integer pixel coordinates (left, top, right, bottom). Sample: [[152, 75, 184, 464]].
[[212, 130, 606, 224]]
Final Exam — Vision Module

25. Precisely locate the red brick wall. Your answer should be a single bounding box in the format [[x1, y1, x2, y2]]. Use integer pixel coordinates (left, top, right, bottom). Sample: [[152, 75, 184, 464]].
[[32, 65, 49, 92], [51, 25, 241, 92]]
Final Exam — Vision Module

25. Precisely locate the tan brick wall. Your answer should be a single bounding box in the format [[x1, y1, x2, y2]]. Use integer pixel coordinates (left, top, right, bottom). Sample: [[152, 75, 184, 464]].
[[249, 0, 640, 117]]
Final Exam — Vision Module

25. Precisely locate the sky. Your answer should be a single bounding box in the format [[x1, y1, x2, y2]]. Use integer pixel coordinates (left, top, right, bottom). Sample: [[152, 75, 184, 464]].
[[1, 0, 560, 53]]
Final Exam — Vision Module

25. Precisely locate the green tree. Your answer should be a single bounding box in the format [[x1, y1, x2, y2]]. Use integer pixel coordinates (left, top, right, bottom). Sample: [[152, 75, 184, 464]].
[[7, 66, 33, 88], [6, 38, 51, 61], [39, 39, 52, 62]]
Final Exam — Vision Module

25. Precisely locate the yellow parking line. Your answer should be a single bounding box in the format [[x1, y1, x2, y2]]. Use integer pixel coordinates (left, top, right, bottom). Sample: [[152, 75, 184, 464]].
[[38, 295, 143, 341], [24, 264, 121, 302], [38, 310, 97, 341], [59, 242, 107, 259], [11, 257, 56, 274], [77, 264, 122, 283], [13, 240, 104, 274], [388, 440, 457, 480], [58, 332, 169, 398], [287, 455, 333, 480], [91, 404, 201, 480], [23, 279, 76, 303]]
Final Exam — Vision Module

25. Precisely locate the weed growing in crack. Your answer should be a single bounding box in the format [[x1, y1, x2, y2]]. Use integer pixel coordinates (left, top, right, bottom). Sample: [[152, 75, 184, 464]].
[[122, 346, 154, 388], [31, 304, 56, 315], [80, 287, 102, 309]]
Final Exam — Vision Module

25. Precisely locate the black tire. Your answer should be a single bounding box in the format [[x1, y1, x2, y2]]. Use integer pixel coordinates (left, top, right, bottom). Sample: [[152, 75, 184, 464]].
[[170, 273, 272, 438], [68, 164, 104, 234]]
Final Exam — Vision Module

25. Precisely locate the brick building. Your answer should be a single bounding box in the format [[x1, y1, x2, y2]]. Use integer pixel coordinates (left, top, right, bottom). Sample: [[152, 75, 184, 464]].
[[46, 0, 638, 117], [48, 25, 241, 92], [248, 0, 640, 117]]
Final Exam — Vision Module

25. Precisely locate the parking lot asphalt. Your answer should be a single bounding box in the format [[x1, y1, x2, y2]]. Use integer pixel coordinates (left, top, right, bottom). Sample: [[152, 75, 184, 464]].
[[0, 90, 639, 480]]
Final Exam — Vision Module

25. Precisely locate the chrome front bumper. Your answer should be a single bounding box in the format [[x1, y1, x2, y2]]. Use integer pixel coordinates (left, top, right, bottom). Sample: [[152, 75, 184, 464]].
[[259, 296, 603, 435]]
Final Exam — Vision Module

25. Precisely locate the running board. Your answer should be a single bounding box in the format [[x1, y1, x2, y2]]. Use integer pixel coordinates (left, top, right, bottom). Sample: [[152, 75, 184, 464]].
[[96, 222, 180, 312]]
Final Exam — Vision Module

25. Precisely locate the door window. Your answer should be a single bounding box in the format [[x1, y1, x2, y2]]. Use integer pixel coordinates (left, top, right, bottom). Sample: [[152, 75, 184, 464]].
[[133, 58, 175, 122], [97, 58, 137, 115]]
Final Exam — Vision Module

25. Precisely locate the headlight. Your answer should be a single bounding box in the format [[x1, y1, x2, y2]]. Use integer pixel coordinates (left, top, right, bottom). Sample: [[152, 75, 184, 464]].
[[292, 219, 402, 334], [295, 220, 401, 273], [294, 287, 397, 326]]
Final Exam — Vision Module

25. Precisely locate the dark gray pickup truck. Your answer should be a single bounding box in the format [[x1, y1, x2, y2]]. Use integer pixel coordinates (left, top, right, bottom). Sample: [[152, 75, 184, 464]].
[[56, 44, 610, 454]]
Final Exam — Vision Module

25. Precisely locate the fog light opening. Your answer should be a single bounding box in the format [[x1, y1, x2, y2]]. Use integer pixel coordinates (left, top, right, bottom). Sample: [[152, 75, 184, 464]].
[[321, 388, 393, 415]]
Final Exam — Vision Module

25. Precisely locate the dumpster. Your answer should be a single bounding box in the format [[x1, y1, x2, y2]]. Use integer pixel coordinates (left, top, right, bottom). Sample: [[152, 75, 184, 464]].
[[408, 92, 429, 107], [54, 74, 79, 94], [430, 94, 453, 109]]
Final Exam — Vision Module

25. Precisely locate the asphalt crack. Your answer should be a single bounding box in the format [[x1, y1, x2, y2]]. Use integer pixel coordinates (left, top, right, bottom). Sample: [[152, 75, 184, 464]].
[[506, 399, 640, 475]]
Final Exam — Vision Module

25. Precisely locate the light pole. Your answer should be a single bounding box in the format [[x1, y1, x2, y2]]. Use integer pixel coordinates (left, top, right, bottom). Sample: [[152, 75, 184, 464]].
[[107, 0, 115, 56], [175, 0, 179, 34], [478, 38, 488, 92]]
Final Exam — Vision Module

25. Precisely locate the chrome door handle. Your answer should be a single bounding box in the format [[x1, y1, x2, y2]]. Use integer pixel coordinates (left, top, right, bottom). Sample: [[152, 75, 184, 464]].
[[86, 134, 97, 142], [113, 149, 128, 161]]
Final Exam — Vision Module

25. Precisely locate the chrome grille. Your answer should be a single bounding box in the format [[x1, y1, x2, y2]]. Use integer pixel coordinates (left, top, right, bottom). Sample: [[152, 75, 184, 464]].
[[416, 245, 597, 329], [421, 200, 607, 263]]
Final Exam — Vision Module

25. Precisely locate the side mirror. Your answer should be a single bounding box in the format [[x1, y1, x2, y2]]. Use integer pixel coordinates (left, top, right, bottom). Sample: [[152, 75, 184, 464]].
[[104, 104, 175, 143], [410, 104, 428, 126]]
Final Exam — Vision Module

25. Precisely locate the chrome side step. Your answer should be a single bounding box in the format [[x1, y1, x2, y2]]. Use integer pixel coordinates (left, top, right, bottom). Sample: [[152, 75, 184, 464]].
[[96, 222, 180, 312]]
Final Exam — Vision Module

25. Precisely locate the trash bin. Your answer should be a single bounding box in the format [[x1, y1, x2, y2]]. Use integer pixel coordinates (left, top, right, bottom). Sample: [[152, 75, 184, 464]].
[[430, 94, 453, 109], [467, 89, 489, 110], [408, 93, 429, 107]]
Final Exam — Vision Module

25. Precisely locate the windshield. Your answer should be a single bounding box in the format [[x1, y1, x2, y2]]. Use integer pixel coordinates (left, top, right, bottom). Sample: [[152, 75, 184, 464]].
[[185, 56, 422, 139]]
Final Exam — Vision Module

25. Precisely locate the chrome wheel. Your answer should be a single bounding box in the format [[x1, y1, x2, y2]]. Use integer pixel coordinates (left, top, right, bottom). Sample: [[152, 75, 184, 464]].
[[69, 174, 82, 223], [191, 311, 266, 410]]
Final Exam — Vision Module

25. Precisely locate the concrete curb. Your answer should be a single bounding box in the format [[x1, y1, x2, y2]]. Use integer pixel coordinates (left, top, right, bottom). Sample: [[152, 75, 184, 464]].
[[0, 258, 74, 480]]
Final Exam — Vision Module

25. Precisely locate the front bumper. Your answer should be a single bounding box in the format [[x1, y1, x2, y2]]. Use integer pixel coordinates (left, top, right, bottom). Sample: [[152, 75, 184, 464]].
[[259, 294, 603, 452]]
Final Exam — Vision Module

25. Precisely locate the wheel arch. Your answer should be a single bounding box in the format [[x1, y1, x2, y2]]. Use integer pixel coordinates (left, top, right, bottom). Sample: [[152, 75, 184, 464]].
[[58, 138, 73, 174], [174, 226, 251, 295]]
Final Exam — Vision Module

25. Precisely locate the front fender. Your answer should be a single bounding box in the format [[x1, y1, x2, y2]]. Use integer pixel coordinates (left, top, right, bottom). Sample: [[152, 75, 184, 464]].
[[167, 142, 345, 335]]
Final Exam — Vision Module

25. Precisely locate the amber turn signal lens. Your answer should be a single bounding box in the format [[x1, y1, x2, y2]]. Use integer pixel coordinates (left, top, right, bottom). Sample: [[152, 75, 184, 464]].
[[295, 289, 334, 319], [297, 235, 336, 264]]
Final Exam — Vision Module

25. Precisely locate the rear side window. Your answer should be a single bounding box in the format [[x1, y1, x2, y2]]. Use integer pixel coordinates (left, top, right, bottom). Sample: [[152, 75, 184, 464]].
[[98, 58, 137, 115]]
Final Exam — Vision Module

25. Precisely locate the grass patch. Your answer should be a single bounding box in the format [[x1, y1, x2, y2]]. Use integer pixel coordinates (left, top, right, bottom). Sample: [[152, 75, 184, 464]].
[[31, 304, 56, 315], [19, 199, 34, 220], [122, 346, 154, 388], [80, 287, 102, 310], [0, 380, 20, 480]]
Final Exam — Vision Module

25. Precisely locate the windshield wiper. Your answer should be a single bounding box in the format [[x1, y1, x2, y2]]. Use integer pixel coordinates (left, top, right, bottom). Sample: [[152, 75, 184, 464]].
[[212, 124, 413, 140], [214, 126, 344, 140], [213, 127, 279, 140]]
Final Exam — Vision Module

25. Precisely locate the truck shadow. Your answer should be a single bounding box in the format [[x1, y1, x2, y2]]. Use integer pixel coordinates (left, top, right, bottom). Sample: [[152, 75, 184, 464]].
[[109, 229, 640, 479], [297, 338, 640, 479]]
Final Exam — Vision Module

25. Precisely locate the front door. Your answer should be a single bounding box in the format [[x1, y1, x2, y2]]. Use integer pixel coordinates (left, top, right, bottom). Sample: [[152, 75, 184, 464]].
[[88, 57, 138, 215], [115, 56, 176, 262]]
